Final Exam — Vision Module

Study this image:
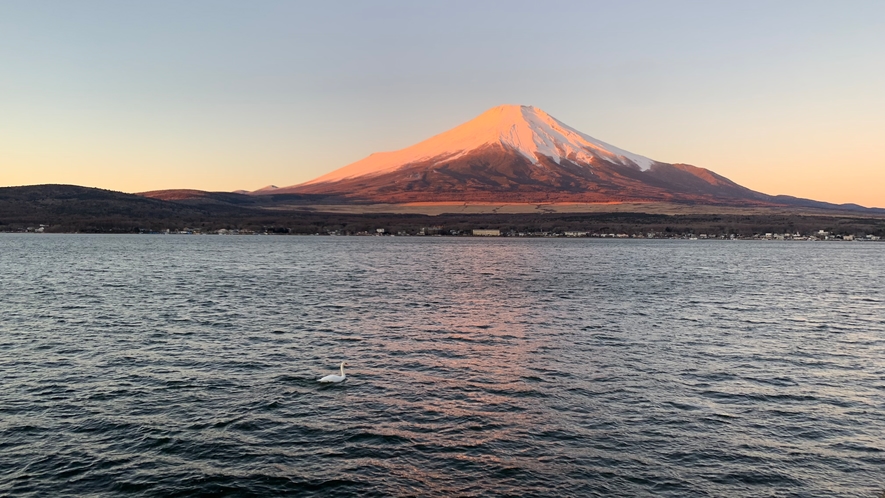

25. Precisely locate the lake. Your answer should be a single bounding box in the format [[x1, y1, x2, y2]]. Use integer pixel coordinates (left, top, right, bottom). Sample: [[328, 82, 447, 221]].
[[1, 235, 883, 497]]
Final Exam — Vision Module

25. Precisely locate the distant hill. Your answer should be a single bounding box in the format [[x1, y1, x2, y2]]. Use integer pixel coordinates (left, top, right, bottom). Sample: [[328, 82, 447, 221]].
[[1, 184, 194, 217], [136, 189, 341, 208], [0, 184, 406, 233], [137, 189, 262, 206], [0, 185, 253, 232]]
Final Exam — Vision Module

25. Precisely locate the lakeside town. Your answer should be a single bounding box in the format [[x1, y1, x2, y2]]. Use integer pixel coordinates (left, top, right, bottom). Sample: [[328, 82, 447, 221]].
[[11, 224, 883, 241]]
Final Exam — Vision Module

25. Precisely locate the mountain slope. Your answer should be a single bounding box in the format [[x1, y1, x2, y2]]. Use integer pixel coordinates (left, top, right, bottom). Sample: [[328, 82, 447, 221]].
[[266, 105, 778, 206]]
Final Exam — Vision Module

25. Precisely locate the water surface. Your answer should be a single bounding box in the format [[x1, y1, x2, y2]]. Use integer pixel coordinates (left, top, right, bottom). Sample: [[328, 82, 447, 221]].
[[1, 235, 883, 496]]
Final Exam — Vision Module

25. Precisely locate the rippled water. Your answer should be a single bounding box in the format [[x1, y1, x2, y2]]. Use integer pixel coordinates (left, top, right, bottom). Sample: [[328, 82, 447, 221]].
[[1, 234, 883, 497]]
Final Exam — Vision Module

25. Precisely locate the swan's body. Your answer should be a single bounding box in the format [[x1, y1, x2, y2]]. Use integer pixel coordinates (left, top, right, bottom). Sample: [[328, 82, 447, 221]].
[[318, 362, 348, 383]]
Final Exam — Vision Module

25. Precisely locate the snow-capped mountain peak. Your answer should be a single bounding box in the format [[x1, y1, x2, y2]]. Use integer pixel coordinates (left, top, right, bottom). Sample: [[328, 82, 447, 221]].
[[478, 105, 654, 170], [303, 104, 654, 185]]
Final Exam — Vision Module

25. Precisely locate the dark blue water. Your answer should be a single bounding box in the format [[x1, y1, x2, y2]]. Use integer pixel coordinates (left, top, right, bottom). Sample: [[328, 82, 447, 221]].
[[1, 235, 883, 497]]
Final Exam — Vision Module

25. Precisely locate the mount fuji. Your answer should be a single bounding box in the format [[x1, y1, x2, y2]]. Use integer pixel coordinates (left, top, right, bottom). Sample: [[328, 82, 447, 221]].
[[255, 105, 789, 206]]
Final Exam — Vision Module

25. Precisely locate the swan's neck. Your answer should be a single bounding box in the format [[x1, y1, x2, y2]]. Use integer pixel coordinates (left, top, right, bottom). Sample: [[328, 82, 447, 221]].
[[340, 364, 345, 377]]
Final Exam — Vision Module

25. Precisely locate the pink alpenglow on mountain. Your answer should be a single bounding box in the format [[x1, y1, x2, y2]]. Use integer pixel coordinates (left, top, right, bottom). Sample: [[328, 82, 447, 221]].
[[265, 105, 771, 205]]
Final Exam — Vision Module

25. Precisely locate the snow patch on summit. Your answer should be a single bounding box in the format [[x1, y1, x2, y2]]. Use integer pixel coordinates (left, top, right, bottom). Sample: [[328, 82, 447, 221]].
[[508, 106, 655, 171]]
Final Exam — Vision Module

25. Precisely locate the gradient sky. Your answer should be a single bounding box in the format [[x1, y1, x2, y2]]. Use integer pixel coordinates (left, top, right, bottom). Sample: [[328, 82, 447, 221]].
[[2, 1, 884, 207]]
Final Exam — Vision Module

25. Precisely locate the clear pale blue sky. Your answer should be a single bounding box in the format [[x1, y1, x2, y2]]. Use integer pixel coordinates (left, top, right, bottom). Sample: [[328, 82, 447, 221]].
[[2, 1, 884, 206]]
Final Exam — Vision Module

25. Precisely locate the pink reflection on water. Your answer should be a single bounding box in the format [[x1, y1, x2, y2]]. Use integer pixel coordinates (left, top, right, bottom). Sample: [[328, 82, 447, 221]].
[[336, 240, 566, 491]]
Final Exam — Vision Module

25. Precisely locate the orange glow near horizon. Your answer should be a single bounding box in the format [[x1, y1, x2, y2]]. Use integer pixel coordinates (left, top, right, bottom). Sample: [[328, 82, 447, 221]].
[[3, 127, 883, 208]]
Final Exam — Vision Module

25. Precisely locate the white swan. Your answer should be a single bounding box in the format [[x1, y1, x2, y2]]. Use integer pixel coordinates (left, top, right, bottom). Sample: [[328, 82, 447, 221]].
[[318, 362, 348, 383]]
